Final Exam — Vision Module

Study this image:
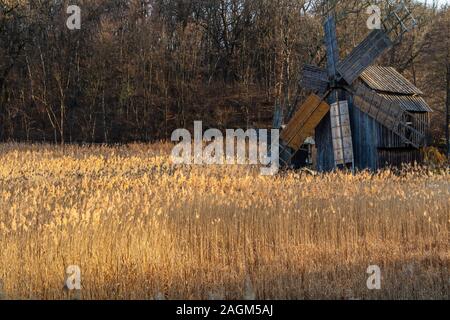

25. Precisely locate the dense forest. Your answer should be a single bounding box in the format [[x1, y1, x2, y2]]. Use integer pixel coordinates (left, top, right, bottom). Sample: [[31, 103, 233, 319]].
[[0, 0, 448, 150]]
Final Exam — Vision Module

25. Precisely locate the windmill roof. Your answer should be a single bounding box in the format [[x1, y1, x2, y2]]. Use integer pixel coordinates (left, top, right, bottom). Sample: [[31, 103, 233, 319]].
[[378, 93, 433, 113], [359, 66, 431, 112], [360, 66, 423, 95]]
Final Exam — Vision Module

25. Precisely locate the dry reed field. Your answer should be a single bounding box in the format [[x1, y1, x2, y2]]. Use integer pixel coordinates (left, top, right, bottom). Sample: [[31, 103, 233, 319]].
[[0, 143, 448, 300]]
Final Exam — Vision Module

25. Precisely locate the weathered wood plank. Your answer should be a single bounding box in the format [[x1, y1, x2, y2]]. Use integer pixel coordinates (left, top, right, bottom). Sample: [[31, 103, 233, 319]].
[[330, 101, 354, 166], [353, 84, 425, 148], [324, 16, 340, 77], [301, 65, 329, 93], [337, 30, 392, 84], [281, 94, 330, 151]]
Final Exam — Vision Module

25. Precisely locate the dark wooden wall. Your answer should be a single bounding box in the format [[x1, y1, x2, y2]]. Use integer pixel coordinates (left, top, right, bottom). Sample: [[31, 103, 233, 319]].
[[315, 93, 428, 172], [377, 149, 423, 168], [315, 113, 335, 171]]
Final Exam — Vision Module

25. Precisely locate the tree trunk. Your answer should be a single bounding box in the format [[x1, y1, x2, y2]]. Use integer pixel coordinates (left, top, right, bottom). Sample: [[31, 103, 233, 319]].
[[0, 79, 5, 141], [446, 62, 449, 159]]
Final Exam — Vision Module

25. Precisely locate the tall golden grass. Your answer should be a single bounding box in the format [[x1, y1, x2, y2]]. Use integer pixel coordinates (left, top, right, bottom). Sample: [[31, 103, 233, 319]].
[[0, 143, 448, 300]]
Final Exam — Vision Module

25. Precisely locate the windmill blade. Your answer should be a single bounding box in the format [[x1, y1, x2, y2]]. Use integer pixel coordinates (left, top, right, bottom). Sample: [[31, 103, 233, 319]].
[[382, 2, 418, 42], [353, 84, 426, 149], [300, 65, 330, 94], [330, 100, 354, 166], [324, 15, 340, 77], [281, 94, 331, 151], [336, 29, 393, 85], [336, 2, 417, 85]]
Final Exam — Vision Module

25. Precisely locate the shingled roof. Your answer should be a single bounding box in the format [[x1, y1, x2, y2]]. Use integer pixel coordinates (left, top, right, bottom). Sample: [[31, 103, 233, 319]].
[[360, 66, 422, 95], [359, 66, 432, 113]]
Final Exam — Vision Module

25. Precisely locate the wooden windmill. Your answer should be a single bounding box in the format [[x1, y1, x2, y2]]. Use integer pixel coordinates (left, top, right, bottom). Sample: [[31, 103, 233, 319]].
[[278, 2, 432, 171]]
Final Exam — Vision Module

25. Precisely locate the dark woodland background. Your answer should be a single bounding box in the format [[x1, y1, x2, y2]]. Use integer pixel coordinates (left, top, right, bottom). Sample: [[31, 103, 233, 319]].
[[0, 0, 449, 149]]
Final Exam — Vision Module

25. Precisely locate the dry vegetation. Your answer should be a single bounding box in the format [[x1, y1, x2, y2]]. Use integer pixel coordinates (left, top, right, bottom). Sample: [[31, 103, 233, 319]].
[[0, 143, 448, 300]]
